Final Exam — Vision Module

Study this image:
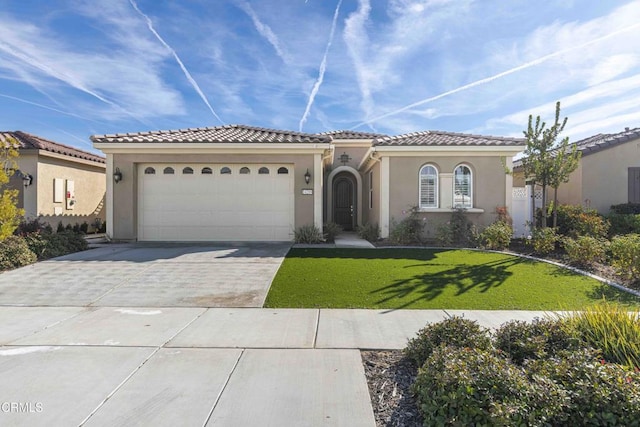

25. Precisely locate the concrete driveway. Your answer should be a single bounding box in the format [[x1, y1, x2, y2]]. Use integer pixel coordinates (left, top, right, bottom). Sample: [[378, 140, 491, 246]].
[[0, 243, 291, 307]]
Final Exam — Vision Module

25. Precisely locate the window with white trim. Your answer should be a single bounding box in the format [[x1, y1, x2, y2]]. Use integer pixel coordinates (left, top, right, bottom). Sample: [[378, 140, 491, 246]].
[[419, 164, 438, 208], [453, 164, 472, 208]]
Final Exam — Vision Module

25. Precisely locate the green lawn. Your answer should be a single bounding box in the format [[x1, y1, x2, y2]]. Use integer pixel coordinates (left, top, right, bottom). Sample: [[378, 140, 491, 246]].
[[264, 248, 640, 310]]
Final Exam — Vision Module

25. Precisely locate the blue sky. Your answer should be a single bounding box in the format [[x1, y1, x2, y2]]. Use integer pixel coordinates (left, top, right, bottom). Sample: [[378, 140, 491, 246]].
[[1, 0, 639, 153]]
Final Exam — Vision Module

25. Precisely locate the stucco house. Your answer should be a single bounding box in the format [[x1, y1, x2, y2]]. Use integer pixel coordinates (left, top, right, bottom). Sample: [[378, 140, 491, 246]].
[[92, 125, 524, 242], [513, 127, 640, 215], [1, 131, 106, 228]]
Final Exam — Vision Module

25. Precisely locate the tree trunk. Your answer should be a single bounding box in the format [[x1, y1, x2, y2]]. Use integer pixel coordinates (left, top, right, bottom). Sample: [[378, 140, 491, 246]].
[[541, 185, 547, 228], [553, 188, 558, 228]]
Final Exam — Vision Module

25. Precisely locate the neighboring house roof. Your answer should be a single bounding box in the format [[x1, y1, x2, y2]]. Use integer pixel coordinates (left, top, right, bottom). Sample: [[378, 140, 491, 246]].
[[317, 130, 388, 140], [91, 124, 331, 144], [513, 127, 640, 169], [373, 130, 525, 147], [0, 131, 105, 164]]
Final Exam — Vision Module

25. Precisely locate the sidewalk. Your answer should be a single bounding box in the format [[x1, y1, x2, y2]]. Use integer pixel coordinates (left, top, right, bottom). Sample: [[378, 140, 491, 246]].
[[0, 307, 551, 426]]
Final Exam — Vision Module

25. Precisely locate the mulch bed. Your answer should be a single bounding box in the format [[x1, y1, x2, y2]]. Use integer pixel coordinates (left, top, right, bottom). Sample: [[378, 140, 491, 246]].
[[361, 350, 422, 427]]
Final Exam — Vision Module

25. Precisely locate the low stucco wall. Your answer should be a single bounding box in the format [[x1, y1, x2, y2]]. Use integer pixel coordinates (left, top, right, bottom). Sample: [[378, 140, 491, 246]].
[[110, 152, 317, 240]]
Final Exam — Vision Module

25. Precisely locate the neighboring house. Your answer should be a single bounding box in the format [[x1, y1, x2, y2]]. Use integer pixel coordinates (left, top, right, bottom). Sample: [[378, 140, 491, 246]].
[[1, 131, 106, 228], [513, 127, 640, 215], [92, 125, 524, 242]]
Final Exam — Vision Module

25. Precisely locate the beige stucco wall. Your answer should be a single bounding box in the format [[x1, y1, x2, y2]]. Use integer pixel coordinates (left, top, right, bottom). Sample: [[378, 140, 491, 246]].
[[12, 153, 38, 216], [363, 162, 381, 227], [581, 140, 640, 213], [110, 152, 317, 240], [388, 155, 509, 237]]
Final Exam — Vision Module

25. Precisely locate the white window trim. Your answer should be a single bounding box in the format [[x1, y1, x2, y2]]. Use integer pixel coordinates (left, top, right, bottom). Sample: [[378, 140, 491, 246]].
[[419, 164, 439, 209], [453, 164, 473, 209]]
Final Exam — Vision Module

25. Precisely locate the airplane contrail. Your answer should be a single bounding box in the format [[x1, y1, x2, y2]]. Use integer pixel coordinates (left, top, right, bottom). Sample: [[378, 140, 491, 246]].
[[299, 0, 342, 131], [352, 21, 640, 129], [129, 0, 224, 125], [0, 93, 102, 124]]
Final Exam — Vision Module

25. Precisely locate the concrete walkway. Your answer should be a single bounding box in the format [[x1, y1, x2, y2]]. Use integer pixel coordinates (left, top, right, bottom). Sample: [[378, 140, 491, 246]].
[[0, 306, 552, 426]]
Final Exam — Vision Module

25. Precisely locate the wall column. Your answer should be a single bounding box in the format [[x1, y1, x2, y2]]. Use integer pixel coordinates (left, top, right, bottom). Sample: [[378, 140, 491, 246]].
[[313, 153, 322, 232], [105, 154, 114, 239], [380, 156, 390, 238]]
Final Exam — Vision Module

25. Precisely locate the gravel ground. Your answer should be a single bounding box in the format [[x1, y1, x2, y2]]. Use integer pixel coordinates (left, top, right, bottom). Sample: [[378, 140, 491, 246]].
[[361, 350, 422, 427]]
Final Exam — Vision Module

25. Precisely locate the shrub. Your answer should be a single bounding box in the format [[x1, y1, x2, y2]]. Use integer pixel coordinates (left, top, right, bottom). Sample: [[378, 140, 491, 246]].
[[0, 235, 37, 271], [80, 221, 89, 234], [479, 221, 512, 250], [529, 349, 640, 426], [435, 208, 478, 247], [294, 224, 323, 244], [528, 227, 559, 255], [412, 346, 566, 426], [554, 205, 609, 238], [24, 230, 88, 260], [494, 318, 581, 365], [389, 206, 425, 245], [607, 213, 640, 236], [609, 234, 640, 282], [562, 236, 608, 267], [560, 302, 640, 370], [611, 203, 640, 215], [56, 222, 65, 233], [322, 222, 341, 243], [16, 217, 50, 235], [357, 222, 379, 242], [404, 316, 491, 367]]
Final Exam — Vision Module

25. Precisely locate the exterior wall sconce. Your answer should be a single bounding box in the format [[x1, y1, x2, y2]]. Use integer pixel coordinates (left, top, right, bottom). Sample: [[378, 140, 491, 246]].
[[339, 152, 352, 165], [113, 167, 123, 183], [14, 170, 33, 187], [304, 169, 311, 184]]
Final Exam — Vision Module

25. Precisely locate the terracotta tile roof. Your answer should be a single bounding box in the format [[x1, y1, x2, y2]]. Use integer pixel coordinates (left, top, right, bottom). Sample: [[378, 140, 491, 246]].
[[91, 124, 331, 144], [316, 130, 388, 140], [373, 130, 525, 147], [0, 131, 105, 164], [513, 127, 640, 169]]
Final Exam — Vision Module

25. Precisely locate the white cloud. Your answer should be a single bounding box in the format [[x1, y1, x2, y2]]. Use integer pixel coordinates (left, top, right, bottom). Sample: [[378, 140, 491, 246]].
[[238, 2, 292, 65]]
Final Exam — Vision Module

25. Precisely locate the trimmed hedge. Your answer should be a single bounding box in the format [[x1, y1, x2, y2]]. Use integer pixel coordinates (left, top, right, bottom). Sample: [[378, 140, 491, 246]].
[[0, 236, 37, 271]]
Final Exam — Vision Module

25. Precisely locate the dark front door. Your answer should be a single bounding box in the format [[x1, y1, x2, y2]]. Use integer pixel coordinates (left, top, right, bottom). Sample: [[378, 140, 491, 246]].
[[334, 177, 354, 230]]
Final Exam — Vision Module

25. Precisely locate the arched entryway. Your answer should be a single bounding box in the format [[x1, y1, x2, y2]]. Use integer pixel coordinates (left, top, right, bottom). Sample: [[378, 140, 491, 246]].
[[332, 172, 357, 230]]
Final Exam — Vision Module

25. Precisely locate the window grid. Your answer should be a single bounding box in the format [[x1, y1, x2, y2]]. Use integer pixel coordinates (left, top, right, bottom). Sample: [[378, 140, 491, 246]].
[[419, 165, 438, 208], [453, 165, 472, 209]]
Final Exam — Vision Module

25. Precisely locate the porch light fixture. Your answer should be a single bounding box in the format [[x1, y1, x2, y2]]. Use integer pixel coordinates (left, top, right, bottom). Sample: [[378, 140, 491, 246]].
[[304, 169, 311, 184], [113, 167, 123, 183], [17, 170, 33, 187]]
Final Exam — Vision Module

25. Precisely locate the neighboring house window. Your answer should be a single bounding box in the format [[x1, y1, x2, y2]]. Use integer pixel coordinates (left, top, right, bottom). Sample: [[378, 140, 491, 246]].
[[369, 171, 373, 209], [144, 167, 156, 175], [163, 167, 175, 175], [277, 167, 289, 174], [182, 167, 194, 174], [201, 167, 213, 175], [453, 164, 472, 208], [419, 164, 438, 208], [220, 167, 232, 174], [259, 167, 270, 174], [240, 167, 251, 174]]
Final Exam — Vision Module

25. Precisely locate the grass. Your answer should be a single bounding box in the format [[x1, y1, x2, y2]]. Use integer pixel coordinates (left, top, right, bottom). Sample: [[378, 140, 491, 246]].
[[264, 248, 640, 310]]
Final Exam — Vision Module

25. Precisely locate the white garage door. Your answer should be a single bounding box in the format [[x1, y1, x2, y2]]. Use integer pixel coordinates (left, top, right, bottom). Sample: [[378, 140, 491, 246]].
[[138, 164, 294, 241]]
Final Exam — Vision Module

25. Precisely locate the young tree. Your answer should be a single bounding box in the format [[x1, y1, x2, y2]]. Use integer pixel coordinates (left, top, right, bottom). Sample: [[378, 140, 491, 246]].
[[521, 102, 579, 228], [0, 137, 24, 240]]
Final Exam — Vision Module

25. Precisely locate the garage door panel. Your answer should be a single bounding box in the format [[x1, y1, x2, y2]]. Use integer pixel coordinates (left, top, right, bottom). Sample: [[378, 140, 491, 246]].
[[138, 164, 294, 241]]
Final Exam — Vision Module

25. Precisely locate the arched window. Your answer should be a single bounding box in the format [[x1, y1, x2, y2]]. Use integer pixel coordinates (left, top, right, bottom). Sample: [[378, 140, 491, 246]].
[[163, 167, 175, 175], [144, 167, 156, 175], [277, 167, 289, 174], [258, 167, 270, 174], [201, 167, 213, 175], [453, 164, 472, 208], [419, 164, 438, 208], [220, 167, 232, 175], [182, 167, 194, 174], [239, 167, 250, 174]]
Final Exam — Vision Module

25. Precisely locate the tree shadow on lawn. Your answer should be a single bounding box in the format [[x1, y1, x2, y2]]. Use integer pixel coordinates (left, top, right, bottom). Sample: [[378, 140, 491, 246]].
[[586, 283, 640, 305], [371, 257, 528, 309]]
